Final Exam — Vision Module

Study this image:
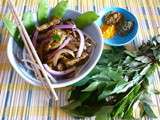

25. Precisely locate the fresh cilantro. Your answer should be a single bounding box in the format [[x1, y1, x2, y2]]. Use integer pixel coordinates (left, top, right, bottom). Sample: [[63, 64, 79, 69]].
[[52, 34, 61, 41]]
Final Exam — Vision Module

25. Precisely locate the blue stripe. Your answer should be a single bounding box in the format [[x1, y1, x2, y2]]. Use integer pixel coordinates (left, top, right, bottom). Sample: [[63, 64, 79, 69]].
[[24, 88, 32, 120], [1, 69, 14, 120], [47, 98, 52, 120], [77, 0, 80, 11], [157, 7, 160, 15], [0, 21, 3, 28], [75, 5, 78, 11], [93, 5, 96, 12], [141, 7, 146, 15], [23, 5, 27, 13], [145, 19, 150, 29]]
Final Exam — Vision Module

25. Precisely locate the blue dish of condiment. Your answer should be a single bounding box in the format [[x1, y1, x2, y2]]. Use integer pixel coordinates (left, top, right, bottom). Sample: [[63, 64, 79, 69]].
[[96, 7, 139, 46]]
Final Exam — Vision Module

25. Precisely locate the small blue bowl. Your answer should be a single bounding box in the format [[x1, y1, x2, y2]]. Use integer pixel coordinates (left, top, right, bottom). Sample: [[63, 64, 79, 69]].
[[96, 7, 139, 46]]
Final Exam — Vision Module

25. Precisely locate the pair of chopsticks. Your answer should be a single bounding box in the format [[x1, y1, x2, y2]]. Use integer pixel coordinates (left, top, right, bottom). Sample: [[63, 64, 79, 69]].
[[7, 0, 58, 100]]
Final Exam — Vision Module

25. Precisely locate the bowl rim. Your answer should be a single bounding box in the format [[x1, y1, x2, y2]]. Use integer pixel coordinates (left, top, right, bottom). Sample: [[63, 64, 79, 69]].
[[96, 7, 139, 46], [7, 9, 104, 88]]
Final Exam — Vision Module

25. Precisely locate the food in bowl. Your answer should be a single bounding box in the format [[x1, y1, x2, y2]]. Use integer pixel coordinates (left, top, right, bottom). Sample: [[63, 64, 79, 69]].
[[32, 18, 96, 79], [101, 11, 134, 39], [3, 0, 103, 87]]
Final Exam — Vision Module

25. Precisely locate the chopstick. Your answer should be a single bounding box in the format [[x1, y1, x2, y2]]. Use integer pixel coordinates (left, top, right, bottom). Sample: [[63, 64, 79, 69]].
[[7, 0, 58, 100]]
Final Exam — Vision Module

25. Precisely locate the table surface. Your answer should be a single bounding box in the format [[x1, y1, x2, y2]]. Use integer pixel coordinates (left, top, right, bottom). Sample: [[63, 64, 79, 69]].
[[0, 0, 160, 120]]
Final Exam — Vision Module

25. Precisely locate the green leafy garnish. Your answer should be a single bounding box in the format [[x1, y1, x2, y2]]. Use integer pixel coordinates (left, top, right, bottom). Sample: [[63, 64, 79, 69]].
[[62, 35, 160, 119], [95, 106, 113, 120], [3, 16, 24, 47], [3, 0, 98, 48], [37, 0, 49, 24], [52, 34, 61, 41], [22, 12, 35, 34], [51, 0, 68, 18], [75, 11, 99, 29], [3, 13, 36, 48]]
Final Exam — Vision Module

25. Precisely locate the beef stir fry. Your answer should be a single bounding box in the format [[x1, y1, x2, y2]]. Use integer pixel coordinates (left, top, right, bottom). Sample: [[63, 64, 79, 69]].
[[32, 18, 95, 78]]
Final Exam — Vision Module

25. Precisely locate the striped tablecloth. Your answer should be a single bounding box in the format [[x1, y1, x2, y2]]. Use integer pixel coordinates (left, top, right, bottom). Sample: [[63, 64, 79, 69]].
[[0, 0, 160, 119]]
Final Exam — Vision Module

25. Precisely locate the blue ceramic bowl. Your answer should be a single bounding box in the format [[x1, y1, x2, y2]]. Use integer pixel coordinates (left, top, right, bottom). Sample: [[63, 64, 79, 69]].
[[7, 10, 103, 88], [96, 7, 139, 46]]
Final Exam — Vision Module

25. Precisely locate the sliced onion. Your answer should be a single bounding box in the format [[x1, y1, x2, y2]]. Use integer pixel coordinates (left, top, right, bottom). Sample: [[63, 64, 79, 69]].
[[53, 49, 75, 66], [74, 28, 85, 58], [43, 64, 76, 76], [54, 24, 76, 29], [47, 37, 72, 60], [59, 37, 72, 49], [22, 48, 33, 70]]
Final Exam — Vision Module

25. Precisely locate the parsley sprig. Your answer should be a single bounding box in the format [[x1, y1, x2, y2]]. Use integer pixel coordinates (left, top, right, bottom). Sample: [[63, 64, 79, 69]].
[[52, 34, 61, 41]]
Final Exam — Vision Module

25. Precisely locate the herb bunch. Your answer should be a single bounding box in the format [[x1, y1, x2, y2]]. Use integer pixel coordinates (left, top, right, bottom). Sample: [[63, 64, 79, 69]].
[[62, 35, 160, 119]]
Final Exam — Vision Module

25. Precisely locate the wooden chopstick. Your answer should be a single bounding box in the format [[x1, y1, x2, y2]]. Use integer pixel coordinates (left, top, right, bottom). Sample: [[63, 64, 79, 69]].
[[7, 0, 58, 100]]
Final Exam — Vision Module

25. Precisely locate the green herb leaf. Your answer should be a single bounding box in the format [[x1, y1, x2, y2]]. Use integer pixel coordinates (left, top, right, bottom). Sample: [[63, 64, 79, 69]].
[[113, 84, 141, 117], [107, 69, 124, 81], [75, 11, 99, 29], [37, 0, 49, 24], [146, 64, 157, 77], [62, 101, 81, 110], [140, 64, 151, 76], [22, 12, 35, 34], [98, 90, 112, 100], [62, 35, 160, 119], [95, 106, 113, 120], [111, 80, 128, 93], [51, 0, 68, 18], [52, 34, 61, 41], [135, 56, 151, 63], [143, 102, 157, 118], [82, 81, 101, 92], [124, 50, 137, 57], [2, 16, 24, 47]]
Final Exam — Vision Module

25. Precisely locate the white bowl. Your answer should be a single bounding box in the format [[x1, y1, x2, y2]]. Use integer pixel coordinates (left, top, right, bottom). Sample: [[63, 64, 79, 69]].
[[7, 10, 104, 88]]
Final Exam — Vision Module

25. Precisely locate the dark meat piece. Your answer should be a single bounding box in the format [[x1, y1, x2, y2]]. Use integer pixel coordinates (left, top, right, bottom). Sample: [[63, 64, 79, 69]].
[[65, 40, 80, 52], [59, 55, 71, 63], [103, 11, 124, 25], [65, 52, 89, 68], [37, 18, 61, 32], [37, 43, 48, 62], [37, 30, 53, 40], [63, 19, 75, 25], [118, 21, 134, 36], [86, 46, 93, 54]]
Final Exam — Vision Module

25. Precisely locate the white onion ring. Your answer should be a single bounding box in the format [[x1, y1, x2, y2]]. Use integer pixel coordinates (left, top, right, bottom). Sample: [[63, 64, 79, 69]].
[[74, 28, 85, 58], [21, 58, 57, 83], [53, 49, 75, 66], [22, 48, 33, 70], [58, 37, 72, 49], [43, 64, 76, 76], [54, 24, 76, 29]]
